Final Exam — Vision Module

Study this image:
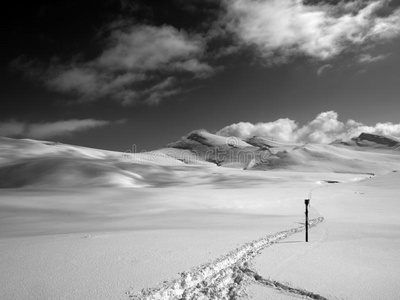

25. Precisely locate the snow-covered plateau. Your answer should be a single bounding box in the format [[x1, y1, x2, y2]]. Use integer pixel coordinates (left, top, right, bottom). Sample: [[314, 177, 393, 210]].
[[1, 131, 400, 299]]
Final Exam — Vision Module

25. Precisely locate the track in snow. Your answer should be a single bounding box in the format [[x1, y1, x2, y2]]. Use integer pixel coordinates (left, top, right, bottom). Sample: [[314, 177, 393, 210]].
[[127, 217, 325, 300], [241, 266, 329, 300]]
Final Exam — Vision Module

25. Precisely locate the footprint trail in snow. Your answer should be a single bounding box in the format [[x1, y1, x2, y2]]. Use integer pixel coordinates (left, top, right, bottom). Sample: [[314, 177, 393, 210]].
[[128, 217, 326, 300]]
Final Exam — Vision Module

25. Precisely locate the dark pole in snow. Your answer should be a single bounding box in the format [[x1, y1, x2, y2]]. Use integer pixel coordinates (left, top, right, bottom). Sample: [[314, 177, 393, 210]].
[[305, 199, 310, 242]]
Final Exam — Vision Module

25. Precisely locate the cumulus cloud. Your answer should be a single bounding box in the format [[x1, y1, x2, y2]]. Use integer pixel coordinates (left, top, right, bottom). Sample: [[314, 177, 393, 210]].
[[13, 24, 213, 106], [217, 118, 298, 141], [0, 119, 118, 139], [222, 0, 400, 62], [217, 111, 400, 143]]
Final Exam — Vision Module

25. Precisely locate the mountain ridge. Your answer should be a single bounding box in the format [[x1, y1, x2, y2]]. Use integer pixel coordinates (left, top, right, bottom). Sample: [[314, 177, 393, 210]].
[[0, 132, 399, 188]]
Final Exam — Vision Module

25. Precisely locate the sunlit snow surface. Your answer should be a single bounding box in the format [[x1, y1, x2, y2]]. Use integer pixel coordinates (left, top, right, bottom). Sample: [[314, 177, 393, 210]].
[[0, 133, 400, 299]]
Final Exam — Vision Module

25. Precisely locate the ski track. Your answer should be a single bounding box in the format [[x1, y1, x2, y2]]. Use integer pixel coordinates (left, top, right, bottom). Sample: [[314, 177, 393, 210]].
[[241, 267, 329, 300], [127, 217, 324, 300]]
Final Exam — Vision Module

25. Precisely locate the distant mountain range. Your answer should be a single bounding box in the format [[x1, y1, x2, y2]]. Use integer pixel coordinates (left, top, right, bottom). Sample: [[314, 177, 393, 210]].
[[0, 131, 399, 188]]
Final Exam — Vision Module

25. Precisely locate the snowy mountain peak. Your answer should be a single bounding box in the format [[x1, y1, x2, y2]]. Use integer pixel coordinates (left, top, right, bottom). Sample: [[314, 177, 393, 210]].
[[355, 133, 400, 147]]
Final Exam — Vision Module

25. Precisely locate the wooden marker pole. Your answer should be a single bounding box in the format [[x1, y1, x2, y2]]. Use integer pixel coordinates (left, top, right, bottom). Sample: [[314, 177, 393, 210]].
[[305, 199, 310, 242]]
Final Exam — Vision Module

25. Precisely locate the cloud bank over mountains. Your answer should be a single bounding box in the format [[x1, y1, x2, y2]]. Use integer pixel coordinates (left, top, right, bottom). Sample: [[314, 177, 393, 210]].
[[217, 111, 400, 143], [1, 111, 400, 146]]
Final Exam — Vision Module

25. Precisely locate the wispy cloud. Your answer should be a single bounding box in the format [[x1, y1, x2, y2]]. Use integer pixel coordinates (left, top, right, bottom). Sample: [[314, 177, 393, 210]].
[[358, 53, 388, 63], [217, 111, 400, 143], [0, 119, 120, 139], [12, 24, 213, 106], [97, 24, 204, 71], [222, 0, 400, 63], [317, 64, 333, 76]]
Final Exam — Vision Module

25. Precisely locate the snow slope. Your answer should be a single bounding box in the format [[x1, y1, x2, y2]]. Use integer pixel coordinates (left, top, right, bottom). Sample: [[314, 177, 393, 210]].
[[331, 132, 400, 151], [1, 132, 399, 188], [247, 171, 400, 300], [168, 131, 400, 173], [0, 133, 400, 300]]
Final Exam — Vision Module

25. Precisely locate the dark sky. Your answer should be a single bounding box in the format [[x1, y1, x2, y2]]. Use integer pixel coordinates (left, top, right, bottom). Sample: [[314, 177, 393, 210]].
[[2, 0, 400, 151]]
